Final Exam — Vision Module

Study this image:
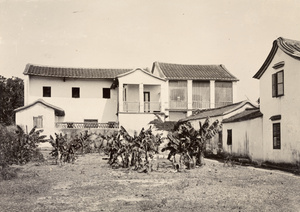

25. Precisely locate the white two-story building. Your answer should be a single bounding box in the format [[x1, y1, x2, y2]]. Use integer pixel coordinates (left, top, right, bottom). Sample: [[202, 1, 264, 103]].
[[15, 62, 238, 136]]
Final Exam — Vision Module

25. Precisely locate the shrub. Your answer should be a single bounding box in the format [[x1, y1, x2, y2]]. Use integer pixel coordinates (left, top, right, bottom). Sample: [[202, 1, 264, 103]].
[[0, 124, 46, 168]]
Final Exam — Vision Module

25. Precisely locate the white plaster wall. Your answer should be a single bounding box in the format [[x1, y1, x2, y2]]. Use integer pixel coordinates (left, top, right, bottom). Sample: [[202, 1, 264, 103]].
[[27, 76, 118, 123], [259, 48, 300, 164], [222, 117, 263, 162], [15, 103, 56, 137]]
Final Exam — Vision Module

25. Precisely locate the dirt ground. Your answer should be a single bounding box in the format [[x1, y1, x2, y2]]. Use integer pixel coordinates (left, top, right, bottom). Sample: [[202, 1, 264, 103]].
[[0, 150, 299, 212]]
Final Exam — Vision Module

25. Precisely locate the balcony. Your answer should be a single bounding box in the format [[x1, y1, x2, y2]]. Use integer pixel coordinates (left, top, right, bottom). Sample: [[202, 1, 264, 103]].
[[122, 101, 161, 113]]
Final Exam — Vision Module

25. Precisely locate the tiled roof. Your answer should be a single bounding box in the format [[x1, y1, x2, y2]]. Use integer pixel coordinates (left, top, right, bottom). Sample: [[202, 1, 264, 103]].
[[254, 37, 300, 79], [179, 101, 253, 122], [152, 62, 238, 81], [24, 64, 132, 79], [14, 99, 65, 116], [222, 108, 263, 123]]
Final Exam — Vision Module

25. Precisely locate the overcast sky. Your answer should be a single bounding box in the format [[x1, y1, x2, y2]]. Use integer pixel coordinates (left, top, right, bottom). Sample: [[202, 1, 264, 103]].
[[1, 0, 300, 102]]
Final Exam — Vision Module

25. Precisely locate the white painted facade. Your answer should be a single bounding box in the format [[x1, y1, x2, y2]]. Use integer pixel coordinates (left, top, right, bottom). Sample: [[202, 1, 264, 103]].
[[259, 47, 300, 164], [26, 76, 118, 123], [183, 101, 257, 152], [222, 117, 263, 162]]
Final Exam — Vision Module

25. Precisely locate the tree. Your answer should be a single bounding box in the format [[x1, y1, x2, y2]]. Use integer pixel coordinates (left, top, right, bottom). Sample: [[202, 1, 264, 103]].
[[0, 76, 24, 125]]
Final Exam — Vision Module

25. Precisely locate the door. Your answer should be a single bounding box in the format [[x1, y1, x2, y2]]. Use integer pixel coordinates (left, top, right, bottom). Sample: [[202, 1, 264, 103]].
[[144, 92, 150, 112]]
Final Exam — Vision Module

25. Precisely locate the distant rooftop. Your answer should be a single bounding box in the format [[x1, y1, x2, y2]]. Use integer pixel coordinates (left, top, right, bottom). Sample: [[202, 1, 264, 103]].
[[152, 61, 239, 81], [179, 101, 255, 122], [222, 108, 263, 123], [24, 64, 132, 79]]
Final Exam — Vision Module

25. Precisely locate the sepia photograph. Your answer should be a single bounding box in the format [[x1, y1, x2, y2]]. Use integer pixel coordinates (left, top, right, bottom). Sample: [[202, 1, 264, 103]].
[[0, 0, 299, 211]]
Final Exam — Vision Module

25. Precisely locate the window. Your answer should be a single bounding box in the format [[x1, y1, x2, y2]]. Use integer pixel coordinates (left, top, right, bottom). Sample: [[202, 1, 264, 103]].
[[72, 87, 80, 98], [215, 81, 233, 107], [272, 70, 284, 97], [43, 86, 51, 97], [227, 129, 232, 145], [273, 123, 281, 149], [33, 116, 43, 128], [103, 88, 111, 99], [169, 81, 187, 101]]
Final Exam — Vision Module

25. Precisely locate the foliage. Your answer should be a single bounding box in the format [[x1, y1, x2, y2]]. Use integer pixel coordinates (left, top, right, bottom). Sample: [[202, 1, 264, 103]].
[[0, 124, 46, 168], [0, 76, 24, 126], [149, 118, 177, 132], [49, 132, 89, 164], [105, 126, 163, 172], [161, 118, 222, 169]]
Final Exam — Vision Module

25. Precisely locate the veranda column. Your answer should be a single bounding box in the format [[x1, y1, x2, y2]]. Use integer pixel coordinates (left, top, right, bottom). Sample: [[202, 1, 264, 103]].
[[139, 83, 144, 112], [118, 82, 123, 112], [210, 80, 215, 108], [187, 80, 193, 116]]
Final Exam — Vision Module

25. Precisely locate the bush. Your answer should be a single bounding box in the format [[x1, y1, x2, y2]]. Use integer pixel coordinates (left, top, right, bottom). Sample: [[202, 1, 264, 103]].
[[0, 124, 46, 168]]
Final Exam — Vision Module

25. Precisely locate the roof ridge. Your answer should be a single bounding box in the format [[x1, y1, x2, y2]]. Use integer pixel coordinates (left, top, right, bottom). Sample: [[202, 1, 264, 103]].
[[156, 61, 225, 66], [26, 63, 133, 70]]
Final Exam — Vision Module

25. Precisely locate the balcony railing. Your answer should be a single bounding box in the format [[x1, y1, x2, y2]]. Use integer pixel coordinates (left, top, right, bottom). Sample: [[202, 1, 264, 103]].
[[123, 101, 161, 113], [56, 122, 119, 129], [123, 101, 140, 112]]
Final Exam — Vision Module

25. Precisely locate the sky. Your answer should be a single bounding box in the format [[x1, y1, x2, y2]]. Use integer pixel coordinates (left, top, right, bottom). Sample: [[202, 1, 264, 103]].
[[1, 0, 300, 102]]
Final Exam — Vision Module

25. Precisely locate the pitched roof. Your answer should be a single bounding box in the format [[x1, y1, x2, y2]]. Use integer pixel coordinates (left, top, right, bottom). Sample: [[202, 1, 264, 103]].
[[253, 37, 300, 79], [24, 64, 132, 79], [14, 99, 65, 116], [179, 101, 255, 122], [152, 61, 238, 81], [222, 108, 263, 123], [117, 68, 166, 81]]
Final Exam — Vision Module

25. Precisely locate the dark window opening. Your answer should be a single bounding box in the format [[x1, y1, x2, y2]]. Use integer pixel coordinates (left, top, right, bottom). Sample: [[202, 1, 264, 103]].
[[72, 87, 80, 98], [273, 123, 281, 149], [103, 88, 111, 99], [43, 86, 51, 97], [227, 129, 232, 145], [272, 70, 284, 97]]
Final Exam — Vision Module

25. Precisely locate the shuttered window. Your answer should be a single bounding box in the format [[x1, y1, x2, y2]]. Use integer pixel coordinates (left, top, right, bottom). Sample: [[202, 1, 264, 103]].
[[192, 81, 210, 109], [169, 81, 187, 101], [272, 70, 284, 97], [215, 82, 233, 108], [169, 81, 187, 109], [273, 123, 281, 149], [33, 116, 43, 128]]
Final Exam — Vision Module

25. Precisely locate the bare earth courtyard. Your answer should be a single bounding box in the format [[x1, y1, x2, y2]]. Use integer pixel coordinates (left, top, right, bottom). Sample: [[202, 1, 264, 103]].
[[0, 152, 299, 212]]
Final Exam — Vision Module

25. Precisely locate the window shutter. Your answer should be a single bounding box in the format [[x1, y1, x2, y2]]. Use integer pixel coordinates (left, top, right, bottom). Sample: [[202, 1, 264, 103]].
[[272, 73, 277, 97]]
